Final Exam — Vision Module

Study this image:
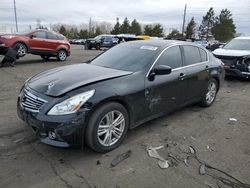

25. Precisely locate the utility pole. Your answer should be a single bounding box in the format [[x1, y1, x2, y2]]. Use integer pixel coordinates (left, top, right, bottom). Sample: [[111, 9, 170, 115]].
[[14, 0, 18, 32], [181, 4, 187, 39]]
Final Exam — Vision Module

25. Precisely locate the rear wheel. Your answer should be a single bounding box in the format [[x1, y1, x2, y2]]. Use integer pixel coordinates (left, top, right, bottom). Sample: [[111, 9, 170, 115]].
[[57, 49, 67, 61], [200, 78, 218, 107], [40, 55, 50, 60], [85, 102, 129, 152], [14, 43, 27, 57], [95, 44, 101, 50]]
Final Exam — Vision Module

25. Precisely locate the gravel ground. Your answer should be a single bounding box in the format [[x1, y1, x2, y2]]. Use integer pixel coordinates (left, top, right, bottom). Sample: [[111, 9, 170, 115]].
[[0, 45, 249, 188]]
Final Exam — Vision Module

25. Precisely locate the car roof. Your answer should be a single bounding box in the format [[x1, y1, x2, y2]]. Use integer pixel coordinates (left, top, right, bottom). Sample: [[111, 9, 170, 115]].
[[235, 36, 250, 40], [127, 39, 199, 49]]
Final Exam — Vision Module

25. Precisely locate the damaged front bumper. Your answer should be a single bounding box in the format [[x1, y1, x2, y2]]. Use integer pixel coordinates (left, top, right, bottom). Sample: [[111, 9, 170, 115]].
[[215, 55, 250, 79], [17, 88, 87, 148]]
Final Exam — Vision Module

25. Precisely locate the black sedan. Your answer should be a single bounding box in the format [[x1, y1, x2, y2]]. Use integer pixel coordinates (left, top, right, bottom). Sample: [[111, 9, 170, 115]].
[[17, 40, 224, 152]]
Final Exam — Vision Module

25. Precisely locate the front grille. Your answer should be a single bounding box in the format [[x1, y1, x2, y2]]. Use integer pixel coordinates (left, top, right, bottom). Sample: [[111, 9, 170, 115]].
[[21, 89, 47, 113]]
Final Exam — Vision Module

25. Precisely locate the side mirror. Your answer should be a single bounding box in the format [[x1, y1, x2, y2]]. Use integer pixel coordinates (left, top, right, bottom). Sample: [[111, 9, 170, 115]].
[[30, 34, 36, 39], [148, 65, 172, 81]]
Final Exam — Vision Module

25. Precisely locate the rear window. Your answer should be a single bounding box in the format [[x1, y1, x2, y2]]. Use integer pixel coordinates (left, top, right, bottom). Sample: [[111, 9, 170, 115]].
[[199, 48, 207, 62], [47, 32, 58, 40], [57, 34, 65, 40], [183, 46, 202, 65]]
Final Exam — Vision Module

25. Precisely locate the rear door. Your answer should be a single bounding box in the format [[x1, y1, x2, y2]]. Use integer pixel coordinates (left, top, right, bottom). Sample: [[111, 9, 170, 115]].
[[145, 45, 188, 115], [28, 31, 48, 51], [181, 45, 209, 101], [46, 32, 60, 52]]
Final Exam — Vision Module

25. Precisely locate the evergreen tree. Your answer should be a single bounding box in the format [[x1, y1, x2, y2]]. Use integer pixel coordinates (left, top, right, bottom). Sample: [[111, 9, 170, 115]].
[[144, 24, 164, 37], [95, 27, 102, 36], [151, 24, 164, 37], [79, 29, 89, 39], [111, 22, 120, 35], [59, 25, 67, 36], [130, 19, 142, 35], [166, 29, 182, 39], [144, 25, 152, 36], [185, 17, 196, 39], [120, 17, 130, 33], [199, 7, 215, 39], [211, 9, 236, 42]]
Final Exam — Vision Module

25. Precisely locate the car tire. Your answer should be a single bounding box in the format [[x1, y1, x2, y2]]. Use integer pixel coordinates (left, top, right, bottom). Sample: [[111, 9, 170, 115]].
[[14, 43, 27, 57], [57, 49, 67, 61], [85, 102, 129, 152], [40, 55, 50, 60], [200, 78, 218, 107], [96, 44, 101, 50]]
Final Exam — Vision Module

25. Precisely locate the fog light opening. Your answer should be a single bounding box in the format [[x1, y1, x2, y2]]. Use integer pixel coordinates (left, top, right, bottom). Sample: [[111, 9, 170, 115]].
[[48, 131, 57, 140]]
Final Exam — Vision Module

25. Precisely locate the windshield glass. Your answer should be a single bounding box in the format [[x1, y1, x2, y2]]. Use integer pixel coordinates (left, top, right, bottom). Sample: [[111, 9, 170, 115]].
[[91, 43, 159, 72], [94, 35, 102, 40], [224, 39, 250, 50]]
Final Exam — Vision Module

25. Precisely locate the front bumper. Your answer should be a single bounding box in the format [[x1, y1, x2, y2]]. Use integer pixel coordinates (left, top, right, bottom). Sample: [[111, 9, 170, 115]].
[[17, 88, 87, 148], [224, 67, 250, 79]]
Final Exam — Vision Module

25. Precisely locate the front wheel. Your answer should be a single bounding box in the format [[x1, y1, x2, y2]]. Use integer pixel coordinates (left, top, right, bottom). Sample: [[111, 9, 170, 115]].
[[85, 102, 129, 152], [14, 43, 27, 57], [200, 78, 218, 107], [95, 44, 101, 50], [57, 50, 67, 61]]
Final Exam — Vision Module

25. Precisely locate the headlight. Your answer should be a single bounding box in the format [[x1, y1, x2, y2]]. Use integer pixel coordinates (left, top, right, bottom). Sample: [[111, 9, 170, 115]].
[[48, 90, 95, 115], [1, 35, 15, 39]]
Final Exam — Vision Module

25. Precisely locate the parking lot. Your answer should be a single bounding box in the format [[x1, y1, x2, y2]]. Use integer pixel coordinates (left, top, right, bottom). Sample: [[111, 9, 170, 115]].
[[0, 45, 249, 188]]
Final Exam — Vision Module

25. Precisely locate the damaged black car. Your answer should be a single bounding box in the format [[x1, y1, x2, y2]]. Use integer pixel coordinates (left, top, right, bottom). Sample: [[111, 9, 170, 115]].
[[17, 40, 224, 152], [213, 36, 250, 79]]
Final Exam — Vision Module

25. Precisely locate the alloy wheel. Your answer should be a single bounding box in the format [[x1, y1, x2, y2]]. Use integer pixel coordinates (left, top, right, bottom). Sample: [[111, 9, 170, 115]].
[[97, 110, 125, 147], [16, 43, 27, 57], [206, 82, 217, 104], [58, 50, 67, 61]]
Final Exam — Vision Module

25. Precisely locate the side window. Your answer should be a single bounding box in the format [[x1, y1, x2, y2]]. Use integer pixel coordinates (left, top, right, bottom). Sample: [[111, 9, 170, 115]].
[[33, 31, 46, 39], [199, 48, 208, 62], [57, 34, 64, 40], [156, 46, 182, 69], [47, 32, 58, 40], [104, 37, 112, 42], [183, 46, 202, 65]]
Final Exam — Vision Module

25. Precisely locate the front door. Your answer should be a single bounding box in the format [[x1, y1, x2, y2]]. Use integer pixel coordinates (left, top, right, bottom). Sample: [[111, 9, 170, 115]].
[[28, 31, 48, 52], [145, 46, 188, 116]]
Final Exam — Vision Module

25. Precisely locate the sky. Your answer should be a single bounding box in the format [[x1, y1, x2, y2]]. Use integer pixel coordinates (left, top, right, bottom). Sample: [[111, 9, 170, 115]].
[[0, 0, 249, 35]]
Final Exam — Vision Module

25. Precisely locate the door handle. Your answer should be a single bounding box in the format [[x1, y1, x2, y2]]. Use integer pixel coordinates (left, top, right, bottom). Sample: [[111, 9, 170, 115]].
[[178, 73, 186, 80]]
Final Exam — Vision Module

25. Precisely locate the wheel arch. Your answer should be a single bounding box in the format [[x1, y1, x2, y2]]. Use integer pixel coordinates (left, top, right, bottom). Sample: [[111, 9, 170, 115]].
[[87, 97, 134, 128], [57, 46, 69, 56], [12, 41, 29, 51], [210, 75, 220, 91]]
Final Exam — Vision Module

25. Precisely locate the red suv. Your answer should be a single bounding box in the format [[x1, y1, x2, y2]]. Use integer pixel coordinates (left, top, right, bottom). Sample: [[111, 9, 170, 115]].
[[0, 29, 70, 61]]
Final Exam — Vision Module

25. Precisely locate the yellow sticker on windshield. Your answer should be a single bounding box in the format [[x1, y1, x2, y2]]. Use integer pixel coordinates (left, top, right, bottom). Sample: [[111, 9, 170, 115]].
[[140, 46, 158, 51]]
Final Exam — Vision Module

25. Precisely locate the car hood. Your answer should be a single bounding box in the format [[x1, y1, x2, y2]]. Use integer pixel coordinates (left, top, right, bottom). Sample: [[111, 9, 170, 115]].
[[213, 48, 250, 57], [27, 64, 132, 97]]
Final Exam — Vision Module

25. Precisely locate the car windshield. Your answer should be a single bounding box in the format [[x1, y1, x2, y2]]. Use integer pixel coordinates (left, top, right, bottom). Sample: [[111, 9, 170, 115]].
[[223, 39, 250, 50], [91, 43, 159, 72], [94, 35, 102, 40]]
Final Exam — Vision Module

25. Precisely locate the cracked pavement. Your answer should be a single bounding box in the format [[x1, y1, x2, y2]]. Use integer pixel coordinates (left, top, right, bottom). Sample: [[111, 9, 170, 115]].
[[0, 46, 249, 188]]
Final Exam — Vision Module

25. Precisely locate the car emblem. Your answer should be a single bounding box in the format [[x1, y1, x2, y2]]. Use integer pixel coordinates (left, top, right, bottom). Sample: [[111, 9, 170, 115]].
[[48, 82, 54, 90]]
